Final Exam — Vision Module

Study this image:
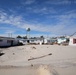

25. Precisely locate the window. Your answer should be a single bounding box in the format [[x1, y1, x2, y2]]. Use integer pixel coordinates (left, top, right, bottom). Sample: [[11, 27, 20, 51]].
[[73, 39, 76, 44], [31, 40, 34, 42], [7, 40, 11, 43]]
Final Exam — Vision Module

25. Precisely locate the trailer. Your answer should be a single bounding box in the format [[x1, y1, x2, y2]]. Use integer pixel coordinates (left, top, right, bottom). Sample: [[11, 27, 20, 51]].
[[0, 36, 19, 47]]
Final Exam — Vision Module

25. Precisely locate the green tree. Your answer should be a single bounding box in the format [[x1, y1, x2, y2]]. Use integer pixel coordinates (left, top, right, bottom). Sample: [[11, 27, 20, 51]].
[[40, 35, 44, 39], [16, 35, 22, 38], [23, 36, 27, 39]]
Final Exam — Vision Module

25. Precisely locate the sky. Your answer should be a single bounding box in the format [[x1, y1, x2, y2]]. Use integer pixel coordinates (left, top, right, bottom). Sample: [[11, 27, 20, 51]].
[[0, 0, 76, 37]]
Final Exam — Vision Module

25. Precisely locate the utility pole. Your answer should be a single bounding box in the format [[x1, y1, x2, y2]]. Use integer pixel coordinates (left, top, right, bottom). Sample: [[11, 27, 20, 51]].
[[8, 33, 12, 38]]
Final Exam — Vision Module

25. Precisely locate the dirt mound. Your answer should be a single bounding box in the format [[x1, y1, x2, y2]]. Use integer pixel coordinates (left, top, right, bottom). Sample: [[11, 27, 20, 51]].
[[37, 65, 58, 75]]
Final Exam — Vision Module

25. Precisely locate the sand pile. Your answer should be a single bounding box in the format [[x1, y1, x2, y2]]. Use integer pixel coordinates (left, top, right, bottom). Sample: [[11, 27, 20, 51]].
[[37, 65, 58, 75]]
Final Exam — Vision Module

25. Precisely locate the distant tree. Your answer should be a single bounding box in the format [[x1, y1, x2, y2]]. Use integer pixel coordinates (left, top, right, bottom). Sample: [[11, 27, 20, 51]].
[[30, 37, 33, 39], [66, 38, 69, 43], [34, 37, 37, 39], [16, 35, 22, 38], [23, 36, 27, 39], [30, 37, 37, 39], [40, 36, 44, 39]]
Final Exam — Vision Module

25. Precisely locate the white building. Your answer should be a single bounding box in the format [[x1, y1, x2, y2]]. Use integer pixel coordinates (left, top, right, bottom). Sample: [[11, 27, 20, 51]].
[[69, 37, 76, 46], [69, 32, 76, 46], [0, 36, 19, 47], [29, 38, 43, 45], [44, 38, 52, 44], [18, 38, 43, 45], [57, 38, 66, 44]]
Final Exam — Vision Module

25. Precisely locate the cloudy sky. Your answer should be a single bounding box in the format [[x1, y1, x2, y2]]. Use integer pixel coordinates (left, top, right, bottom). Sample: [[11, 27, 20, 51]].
[[0, 0, 76, 37]]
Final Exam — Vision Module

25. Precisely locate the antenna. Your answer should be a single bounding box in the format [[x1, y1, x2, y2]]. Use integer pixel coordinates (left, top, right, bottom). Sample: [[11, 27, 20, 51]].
[[70, 32, 76, 37]]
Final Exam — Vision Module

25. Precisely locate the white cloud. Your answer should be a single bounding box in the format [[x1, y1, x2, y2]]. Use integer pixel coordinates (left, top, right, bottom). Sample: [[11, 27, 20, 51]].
[[5, 30, 15, 34], [45, 0, 72, 5], [25, 6, 56, 15], [53, 11, 76, 35], [0, 10, 76, 36], [21, 0, 36, 5], [0, 11, 22, 26], [0, 10, 51, 33], [21, 0, 72, 5]]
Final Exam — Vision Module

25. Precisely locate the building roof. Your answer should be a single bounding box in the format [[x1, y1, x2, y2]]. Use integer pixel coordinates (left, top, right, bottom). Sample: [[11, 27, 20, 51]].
[[0, 36, 15, 39]]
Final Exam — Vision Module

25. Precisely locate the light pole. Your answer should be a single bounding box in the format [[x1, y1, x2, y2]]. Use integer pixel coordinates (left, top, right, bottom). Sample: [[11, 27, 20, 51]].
[[8, 33, 12, 38]]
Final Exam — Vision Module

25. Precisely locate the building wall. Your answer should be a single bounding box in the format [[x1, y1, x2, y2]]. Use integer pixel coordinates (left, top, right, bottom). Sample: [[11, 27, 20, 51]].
[[57, 38, 66, 44], [44, 39, 48, 44], [12, 39, 19, 46], [0, 38, 19, 47], [0, 39, 11, 46], [69, 38, 76, 46], [30, 39, 43, 44]]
